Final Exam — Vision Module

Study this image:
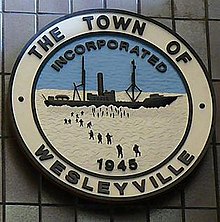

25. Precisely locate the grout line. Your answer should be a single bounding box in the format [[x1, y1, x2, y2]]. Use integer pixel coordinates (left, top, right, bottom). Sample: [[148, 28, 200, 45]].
[[181, 186, 186, 222], [171, 0, 176, 32], [110, 207, 114, 222], [212, 79, 220, 82], [36, 0, 39, 32], [209, 18, 220, 21], [74, 206, 77, 222], [5, 202, 40, 206], [0, 73, 10, 76], [204, 1, 219, 217], [174, 17, 206, 21], [38, 174, 42, 222], [137, 0, 141, 14], [35, 2, 41, 222], [0, 201, 219, 209], [146, 208, 150, 222], [205, 0, 212, 77], [70, 0, 73, 14], [102, 0, 107, 9], [1, 0, 6, 221], [74, 197, 78, 222], [2, 10, 67, 16], [2, 9, 218, 21], [211, 132, 220, 221]]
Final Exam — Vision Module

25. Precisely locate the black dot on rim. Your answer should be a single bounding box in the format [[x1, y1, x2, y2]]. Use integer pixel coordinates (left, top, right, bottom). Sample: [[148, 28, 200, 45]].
[[18, 96, 24, 102], [199, 103, 205, 109]]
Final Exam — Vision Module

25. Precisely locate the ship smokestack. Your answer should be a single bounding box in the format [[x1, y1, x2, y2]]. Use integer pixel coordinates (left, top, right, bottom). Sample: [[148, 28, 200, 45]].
[[97, 72, 104, 96]]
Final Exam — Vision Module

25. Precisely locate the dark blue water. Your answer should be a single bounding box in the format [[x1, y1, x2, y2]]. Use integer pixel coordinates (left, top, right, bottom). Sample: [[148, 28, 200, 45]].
[[36, 34, 186, 94]]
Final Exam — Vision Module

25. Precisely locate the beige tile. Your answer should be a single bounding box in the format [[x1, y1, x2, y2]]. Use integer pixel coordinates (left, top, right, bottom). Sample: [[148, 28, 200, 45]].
[[6, 205, 39, 222], [4, 0, 36, 12], [174, 0, 205, 18], [114, 209, 146, 222], [176, 20, 208, 69], [185, 209, 218, 222], [208, 0, 220, 19], [42, 177, 76, 204], [141, 0, 171, 17], [42, 206, 75, 222], [38, 14, 64, 31], [39, 0, 70, 13], [184, 146, 216, 207], [73, 0, 102, 11], [5, 138, 39, 202], [4, 14, 36, 73], [213, 81, 220, 142], [107, 0, 136, 12], [209, 21, 220, 79], [77, 208, 110, 222], [150, 209, 182, 222]]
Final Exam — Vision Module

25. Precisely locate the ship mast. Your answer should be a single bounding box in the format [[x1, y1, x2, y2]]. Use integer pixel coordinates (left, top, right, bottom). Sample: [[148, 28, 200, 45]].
[[73, 56, 86, 101], [82, 56, 86, 101], [126, 59, 142, 102]]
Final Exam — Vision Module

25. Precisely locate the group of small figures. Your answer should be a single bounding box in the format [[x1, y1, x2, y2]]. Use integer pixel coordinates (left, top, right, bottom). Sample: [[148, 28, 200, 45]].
[[64, 111, 91, 128], [64, 111, 114, 145], [91, 106, 130, 119], [63, 110, 141, 159], [89, 130, 113, 144], [116, 144, 141, 158]]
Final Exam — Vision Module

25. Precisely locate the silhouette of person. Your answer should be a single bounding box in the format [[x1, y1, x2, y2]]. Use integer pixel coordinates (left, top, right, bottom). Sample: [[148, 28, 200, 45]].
[[68, 119, 72, 124], [116, 144, 123, 158], [81, 111, 84, 116], [76, 114, 79, 118], [87, 121, 92, 128], [79, 119, 84, 127], [133, 144, 141, 157], [106, 133, 113, 145], [76, 118, 79, 123], [89, 130, 94, 140], [97, 133, 102, 144], [64, 118, 68, 124], [71, 112, 74, 117]]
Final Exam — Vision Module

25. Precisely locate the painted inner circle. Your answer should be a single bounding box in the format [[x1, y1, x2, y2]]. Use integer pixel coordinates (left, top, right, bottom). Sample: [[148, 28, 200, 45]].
[[33, 33, 190, 177]]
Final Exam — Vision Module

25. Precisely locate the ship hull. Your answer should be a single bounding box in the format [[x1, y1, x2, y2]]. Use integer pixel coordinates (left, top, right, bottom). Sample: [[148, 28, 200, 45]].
[[44, 96, 178, 109]]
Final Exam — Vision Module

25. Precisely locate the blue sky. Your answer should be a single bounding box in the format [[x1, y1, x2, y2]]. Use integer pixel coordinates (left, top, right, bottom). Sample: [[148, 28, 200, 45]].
[[36, 34, 186, 94]]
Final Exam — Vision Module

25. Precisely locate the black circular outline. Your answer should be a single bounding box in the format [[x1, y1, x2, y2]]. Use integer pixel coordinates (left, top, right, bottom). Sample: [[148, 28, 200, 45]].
[[9, 9, 215, 202], [31, 31, 193, 179]]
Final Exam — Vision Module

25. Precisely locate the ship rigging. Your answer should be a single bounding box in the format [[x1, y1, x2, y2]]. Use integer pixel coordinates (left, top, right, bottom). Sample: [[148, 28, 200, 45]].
[[43, 56, 178, 109]]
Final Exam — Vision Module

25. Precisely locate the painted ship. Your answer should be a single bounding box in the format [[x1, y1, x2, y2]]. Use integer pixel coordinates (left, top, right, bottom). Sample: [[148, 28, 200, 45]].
[[43, 57, 178, 109]]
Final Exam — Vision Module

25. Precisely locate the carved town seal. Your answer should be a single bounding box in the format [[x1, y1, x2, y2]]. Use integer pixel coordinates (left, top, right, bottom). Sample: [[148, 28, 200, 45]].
[[10, 10, 214, 202]]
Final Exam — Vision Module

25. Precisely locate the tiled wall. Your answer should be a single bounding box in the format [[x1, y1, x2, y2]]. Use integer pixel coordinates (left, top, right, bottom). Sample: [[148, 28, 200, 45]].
[[0, 0, 220, 221]]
